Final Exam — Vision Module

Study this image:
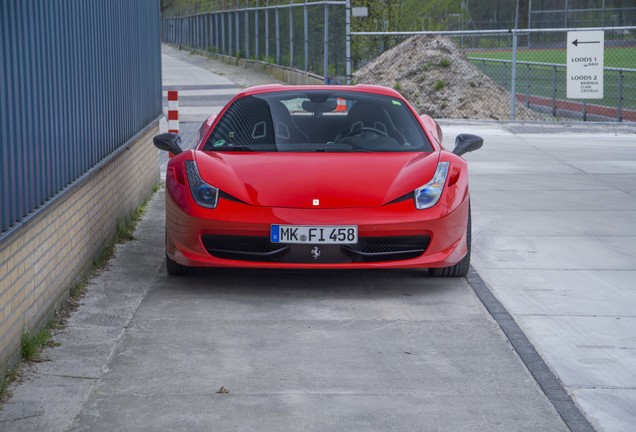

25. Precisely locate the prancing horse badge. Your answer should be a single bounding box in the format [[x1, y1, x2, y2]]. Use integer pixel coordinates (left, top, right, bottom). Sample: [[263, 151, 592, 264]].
[[311, 246, 321, 260], [313, 199, 320, 206]]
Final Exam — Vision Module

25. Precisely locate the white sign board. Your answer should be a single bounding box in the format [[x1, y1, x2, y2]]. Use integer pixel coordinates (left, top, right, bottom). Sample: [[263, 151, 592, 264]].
[[567, 30, 604, 99], [351, 7, 368, 17]]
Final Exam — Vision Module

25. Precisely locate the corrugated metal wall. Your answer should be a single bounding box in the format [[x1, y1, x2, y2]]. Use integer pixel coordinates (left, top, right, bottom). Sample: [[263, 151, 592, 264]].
[[0, 0, 162, 234]]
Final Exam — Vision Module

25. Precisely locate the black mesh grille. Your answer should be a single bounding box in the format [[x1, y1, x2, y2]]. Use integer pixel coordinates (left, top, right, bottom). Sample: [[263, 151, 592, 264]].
[[201, 235, 429, 263], [202, 235, 288, 262], [345, 236, 430, 262]]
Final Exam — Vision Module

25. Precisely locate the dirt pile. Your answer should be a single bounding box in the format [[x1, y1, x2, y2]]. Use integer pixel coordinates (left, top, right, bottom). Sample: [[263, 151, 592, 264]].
[[353, 35, 542, 120]]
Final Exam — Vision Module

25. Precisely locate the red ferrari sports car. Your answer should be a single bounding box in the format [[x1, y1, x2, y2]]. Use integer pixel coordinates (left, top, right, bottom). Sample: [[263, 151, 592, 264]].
[[154, 84, 482, 276]]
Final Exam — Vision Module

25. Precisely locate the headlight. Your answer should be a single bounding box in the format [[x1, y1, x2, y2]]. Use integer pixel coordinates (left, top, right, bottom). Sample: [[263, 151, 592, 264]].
[[185, 160, 219, 208], [414, 162, 449, 209]]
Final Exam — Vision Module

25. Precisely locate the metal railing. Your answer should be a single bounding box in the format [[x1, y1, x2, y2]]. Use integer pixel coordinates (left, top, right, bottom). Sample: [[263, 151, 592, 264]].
[[468, 58, 636, 122], [161, 1, 348, 84], [0, 0, 163, 234]]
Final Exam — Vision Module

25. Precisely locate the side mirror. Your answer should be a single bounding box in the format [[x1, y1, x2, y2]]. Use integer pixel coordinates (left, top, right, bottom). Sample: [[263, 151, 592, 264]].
[[153, 133, 183, 155], [452, 134, 483, 157]]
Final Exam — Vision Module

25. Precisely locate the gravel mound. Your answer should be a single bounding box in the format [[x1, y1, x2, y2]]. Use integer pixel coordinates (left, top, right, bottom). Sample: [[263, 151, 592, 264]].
[[353, 35, 543, 120]]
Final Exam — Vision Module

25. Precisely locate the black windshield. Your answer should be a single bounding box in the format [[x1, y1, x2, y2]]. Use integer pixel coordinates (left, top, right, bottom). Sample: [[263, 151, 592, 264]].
[[203, 90, 433, 153]]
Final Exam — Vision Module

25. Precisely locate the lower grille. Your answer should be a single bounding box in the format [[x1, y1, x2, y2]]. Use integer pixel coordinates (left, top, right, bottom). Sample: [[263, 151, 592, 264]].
[[202, 235, 289, 262], [201, 235, 430, 263], [344, 236, 430, 262]]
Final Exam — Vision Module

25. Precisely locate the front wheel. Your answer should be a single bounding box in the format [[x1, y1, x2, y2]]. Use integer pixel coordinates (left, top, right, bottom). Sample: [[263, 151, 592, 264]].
[[429, 205, 471, 277], [165, 253, 192, 276]]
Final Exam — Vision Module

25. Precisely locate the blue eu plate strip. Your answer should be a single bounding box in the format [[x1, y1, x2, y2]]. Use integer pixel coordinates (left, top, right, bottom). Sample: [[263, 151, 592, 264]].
[[270, 225, 280, 243]]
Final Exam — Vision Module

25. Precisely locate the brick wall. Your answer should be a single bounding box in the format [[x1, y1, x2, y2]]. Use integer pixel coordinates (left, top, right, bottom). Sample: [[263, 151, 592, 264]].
[[0, 124, 160, 371]]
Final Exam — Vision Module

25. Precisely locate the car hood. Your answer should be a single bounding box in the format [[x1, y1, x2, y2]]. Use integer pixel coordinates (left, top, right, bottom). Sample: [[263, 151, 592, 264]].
[[195, 151, 440, 209]]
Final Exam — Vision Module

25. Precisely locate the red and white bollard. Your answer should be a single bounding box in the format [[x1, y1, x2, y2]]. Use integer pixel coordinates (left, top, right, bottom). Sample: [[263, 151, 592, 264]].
[[167, 90, 179, 134]]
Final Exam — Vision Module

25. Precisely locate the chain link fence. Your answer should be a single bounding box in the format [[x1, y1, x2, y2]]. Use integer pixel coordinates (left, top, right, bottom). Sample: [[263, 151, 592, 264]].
[[162, 1, 347, 83]]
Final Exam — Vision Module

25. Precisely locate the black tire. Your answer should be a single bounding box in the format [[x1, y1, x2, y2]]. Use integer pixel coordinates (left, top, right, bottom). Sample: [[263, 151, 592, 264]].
[[165, 226, 193, 276], [429, 204, 471, 277], [166, 253, 187, 276]]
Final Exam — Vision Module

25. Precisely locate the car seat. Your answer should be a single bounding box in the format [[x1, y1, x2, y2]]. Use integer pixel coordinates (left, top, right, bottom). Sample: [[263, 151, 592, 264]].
[[331, 100, 407, 144], [269, 101, 310, 144]]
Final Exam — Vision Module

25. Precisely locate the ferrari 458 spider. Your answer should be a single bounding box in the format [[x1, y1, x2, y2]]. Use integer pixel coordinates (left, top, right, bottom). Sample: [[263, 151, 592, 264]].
[[154, 84, 482, 276]]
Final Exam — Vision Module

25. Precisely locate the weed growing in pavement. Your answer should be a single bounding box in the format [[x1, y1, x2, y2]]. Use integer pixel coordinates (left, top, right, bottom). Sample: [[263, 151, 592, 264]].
[[20, 320, 60, 363], [0, 183, 162, 406], [0, 367, 18, 402], [434, 80, 446, 91], [97, 183, 159, 269], [70, 274, 89, 302]]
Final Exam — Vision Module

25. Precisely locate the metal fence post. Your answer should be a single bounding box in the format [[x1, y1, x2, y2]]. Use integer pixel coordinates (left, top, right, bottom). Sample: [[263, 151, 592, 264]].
[[202, 15, 206, 49], [227, 11, 234, 55], [186, 17, 194, 47], [235, 8, 240, 56], [304, 0, 308, 71], [503, 62, 508, 88], [346, 0, 351, 84], [183, 17, 186, 46], [617, 69, 624, 122], [525, 63, 531, 107], [194, 15, 197, 48], [198, 15, 202, 48], [275, 5, 280, 64], [255, 4, 259, 60], [552, 66, 557, 117], [209, 13, 212, 51], [324, 3, 329, 83], [215, 12, 219, 52], [289, 3, 293, 67], [265, 2, 269, 61], [199, 15, 203, 48], [221, 12, 225, 54], [245, 4, 249, 59], [511, 0, 520, 121]]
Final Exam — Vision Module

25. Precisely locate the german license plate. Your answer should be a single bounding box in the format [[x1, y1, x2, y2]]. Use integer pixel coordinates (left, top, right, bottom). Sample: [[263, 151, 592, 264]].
[[271, 225, 358, 244]]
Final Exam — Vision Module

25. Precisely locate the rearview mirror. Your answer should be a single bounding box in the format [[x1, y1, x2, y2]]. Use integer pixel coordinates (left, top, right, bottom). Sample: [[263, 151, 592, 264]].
[[302, 99, 338, 113], [452, 134, 483, 157], [153, 133, 183, 155]]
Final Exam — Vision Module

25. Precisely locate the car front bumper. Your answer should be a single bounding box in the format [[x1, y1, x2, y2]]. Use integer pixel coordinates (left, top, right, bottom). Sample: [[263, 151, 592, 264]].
[[165, 192, 470, 270]]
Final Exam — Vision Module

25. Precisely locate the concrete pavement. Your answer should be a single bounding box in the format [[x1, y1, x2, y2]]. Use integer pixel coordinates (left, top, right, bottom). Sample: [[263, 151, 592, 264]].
[[0, 46, 635, 431], [0, 186, 573, 431], [451, 121, 636, 432], [141, 49, 636, 432]]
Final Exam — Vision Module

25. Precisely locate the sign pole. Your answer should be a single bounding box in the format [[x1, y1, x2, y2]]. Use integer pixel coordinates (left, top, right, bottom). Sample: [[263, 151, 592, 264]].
[[510, 0, 520, 121]]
